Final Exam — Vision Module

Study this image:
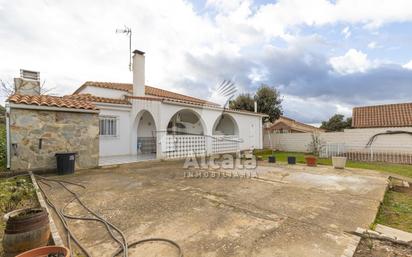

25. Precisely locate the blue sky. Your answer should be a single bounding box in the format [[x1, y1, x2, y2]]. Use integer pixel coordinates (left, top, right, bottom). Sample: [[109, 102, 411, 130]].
[[1, 0, 412, 124]]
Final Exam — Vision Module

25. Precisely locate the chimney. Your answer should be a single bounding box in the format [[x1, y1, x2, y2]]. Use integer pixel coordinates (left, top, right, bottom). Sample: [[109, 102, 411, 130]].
[[132, 49, 145, 96], [14, 69, 41, 95]]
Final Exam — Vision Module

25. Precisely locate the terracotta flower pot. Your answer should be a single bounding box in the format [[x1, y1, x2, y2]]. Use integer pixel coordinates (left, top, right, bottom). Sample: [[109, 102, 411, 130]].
[[16, 246, 70, 257], [305, 156, 317, 167]]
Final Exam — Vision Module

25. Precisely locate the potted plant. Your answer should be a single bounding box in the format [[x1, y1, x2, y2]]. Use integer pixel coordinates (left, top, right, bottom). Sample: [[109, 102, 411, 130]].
[[287, 156, 296, 164], [332, 156, 347, 169], [268, 155, 276, 163], [305, 155, 317, 166], [16, 246, 69, 257], [304, 133, 324, 167]]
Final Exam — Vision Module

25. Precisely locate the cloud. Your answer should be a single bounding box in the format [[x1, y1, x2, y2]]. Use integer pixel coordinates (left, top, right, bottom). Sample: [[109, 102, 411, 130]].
[[341, 26, 351, 39], [1, 0, 412, 124], [402, 60, 412, 70], [329, 49, 373, 74], [367, 41, 378, 49]]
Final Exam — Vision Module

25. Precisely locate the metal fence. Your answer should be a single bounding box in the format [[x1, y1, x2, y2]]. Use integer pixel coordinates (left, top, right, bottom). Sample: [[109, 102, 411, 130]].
[[320, 144, 412, 164]]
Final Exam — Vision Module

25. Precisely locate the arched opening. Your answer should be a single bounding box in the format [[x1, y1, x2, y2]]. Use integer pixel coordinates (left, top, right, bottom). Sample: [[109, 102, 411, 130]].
[[167, 109, 205, 135], [213, 114, 239, 135], [136, 110, 157, 157]]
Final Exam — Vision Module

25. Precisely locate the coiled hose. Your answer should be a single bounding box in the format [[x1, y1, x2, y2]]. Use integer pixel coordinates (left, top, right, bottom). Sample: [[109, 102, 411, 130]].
[[35, 175, 183, 257]]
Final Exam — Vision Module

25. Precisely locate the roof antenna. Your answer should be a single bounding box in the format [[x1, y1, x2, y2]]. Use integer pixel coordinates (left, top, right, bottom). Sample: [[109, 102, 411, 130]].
[[116, 25, 132, 71]]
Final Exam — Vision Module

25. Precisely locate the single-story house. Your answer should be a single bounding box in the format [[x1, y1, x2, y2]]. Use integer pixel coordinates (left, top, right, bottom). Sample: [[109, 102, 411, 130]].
[[265, 116, 324, 133], [352, 102, 412, 128], [6, 50, 266, 171]]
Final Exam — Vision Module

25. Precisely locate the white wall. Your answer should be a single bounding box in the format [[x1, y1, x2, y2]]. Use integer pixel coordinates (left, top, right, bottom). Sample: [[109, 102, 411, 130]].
[[98, 105, 132, 157], [264, 127, 412, 153], [79, 86, 129, 99]]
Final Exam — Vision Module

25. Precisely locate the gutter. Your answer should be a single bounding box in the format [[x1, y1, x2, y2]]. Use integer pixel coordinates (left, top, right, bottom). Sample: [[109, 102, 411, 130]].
[[8, 103, 100, 114], [94, 102, 132, 110], [5, 103, 10, 169]]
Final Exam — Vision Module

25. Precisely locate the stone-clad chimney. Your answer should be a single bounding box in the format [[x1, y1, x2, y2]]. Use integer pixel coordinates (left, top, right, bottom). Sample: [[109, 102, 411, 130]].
[[132, 49, 145, 97], [14, 69, 41, 95]]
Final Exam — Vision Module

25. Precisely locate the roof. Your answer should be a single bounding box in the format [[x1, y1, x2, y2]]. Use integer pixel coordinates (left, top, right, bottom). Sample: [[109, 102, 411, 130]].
[[8, 94, 98, 110], [74, 81, 219, 107], [67, 93, 130, 105], [352, 102, 412, 128], [267, 116, 324, 133]]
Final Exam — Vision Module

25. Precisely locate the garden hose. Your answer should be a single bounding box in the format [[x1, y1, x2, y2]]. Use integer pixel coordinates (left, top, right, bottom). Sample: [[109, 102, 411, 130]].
[[35, 175, 183, 257]]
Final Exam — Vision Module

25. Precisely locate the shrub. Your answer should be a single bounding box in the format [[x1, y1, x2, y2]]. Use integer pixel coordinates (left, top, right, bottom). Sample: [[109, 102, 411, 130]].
[[0, 177, 36, 213], [306, 133, 325, 156], [0, 125, 6, 170]]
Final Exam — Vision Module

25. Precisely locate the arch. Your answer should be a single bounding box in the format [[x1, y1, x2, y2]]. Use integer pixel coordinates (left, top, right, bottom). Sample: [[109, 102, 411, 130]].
[[212, 113, 239, 135], [166, 109, 206, 135], [134, 110, 157, 155]]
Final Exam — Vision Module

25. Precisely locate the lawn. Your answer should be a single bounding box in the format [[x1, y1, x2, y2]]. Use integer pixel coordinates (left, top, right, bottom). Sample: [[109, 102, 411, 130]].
[[254, 150, 412, 179], [375, 183, 412, 233]]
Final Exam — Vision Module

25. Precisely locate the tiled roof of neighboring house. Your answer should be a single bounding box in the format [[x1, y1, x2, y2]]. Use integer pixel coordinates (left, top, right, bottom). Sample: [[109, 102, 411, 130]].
[[266, 116, 324, 133], [352, 102, 412, 128], [74, 81, 219, 107], [8, 94, 98, 110], [67, 93, 131, 105]]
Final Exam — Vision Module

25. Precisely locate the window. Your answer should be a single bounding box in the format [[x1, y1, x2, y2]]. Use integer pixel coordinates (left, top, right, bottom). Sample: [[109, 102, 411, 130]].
[[99, 116, 118, 136]]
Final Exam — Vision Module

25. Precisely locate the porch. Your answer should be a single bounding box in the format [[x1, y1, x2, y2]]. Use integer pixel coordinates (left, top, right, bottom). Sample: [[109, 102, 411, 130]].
[[98, 153, 156, 166]]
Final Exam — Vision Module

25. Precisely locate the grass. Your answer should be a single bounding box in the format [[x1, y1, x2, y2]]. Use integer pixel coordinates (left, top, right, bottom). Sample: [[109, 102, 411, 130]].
[[254, 150, 412, 179], [375, 184, 412, 233]]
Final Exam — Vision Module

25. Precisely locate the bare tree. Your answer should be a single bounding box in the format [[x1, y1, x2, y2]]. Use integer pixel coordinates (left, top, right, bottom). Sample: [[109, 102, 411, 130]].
[[0, 79, 54, 97]]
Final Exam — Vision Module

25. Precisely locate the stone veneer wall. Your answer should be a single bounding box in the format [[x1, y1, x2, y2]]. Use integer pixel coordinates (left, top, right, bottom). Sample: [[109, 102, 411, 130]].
[[9, 108, 99, 171]]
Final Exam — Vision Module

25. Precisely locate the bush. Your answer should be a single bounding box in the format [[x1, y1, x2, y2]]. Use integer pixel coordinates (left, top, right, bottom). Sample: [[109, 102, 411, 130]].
[[0, 177, 35, 213]]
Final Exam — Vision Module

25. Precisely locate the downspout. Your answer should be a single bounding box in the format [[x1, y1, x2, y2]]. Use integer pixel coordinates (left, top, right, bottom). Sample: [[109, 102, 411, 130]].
[[5, 103, 10, 169]]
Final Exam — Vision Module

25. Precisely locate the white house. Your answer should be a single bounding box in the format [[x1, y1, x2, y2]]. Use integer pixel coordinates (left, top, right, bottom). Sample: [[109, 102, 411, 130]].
[[71, 50, 266, 165]]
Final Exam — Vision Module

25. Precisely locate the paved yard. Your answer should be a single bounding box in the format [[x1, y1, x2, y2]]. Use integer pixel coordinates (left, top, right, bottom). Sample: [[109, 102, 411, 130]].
[[42, 160, 389, 257]]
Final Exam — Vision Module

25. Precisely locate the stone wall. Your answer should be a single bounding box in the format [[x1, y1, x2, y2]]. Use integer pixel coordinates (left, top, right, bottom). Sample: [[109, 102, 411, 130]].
[[9, 108, 99, 171]]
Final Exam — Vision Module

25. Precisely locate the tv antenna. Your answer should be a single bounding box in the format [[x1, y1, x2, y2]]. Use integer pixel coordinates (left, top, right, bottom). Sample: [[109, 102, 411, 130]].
[[116, 26, 132, 71]]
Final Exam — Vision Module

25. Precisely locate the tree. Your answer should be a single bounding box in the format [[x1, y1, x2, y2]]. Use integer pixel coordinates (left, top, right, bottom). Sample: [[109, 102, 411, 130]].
[[229, 93, 254, 112], [320, 114, 352, 131], [0, 79, 54, 97], [229, 84, 283, 122], [255, 84, 283, 122]]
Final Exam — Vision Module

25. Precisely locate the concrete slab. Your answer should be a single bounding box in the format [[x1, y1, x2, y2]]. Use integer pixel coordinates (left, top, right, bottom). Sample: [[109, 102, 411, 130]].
[[376, 224, 412, 242], [42, 161, 389, 257]]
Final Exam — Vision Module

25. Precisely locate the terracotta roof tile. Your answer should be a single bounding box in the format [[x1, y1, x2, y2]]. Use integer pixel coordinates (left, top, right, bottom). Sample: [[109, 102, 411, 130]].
[[352, 103, 412, 128], [267, 116, 324, 133], [68, 94, 130, 105], [75, 81, 219, 107], [8, 94, 98, 110]]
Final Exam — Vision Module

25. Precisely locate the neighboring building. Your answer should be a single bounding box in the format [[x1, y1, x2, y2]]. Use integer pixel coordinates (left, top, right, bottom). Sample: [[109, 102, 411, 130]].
[[265, 116, 324, 133], [352, 103, 412, 128], [6, 50, 266, 171]]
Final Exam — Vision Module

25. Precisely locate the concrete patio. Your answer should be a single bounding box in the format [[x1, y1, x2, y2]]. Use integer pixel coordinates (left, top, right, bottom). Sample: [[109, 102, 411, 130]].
[[42, 160, 389, 257], [98, 153, 156, 166]]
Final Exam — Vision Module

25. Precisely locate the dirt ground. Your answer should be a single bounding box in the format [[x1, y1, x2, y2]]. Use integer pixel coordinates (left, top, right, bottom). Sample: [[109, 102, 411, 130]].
[[354, 238, 412, 257], [40, 160, 391, 257]]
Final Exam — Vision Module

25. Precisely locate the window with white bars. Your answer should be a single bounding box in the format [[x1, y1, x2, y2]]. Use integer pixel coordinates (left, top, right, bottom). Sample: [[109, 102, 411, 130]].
[[99, 116, 118, 137]]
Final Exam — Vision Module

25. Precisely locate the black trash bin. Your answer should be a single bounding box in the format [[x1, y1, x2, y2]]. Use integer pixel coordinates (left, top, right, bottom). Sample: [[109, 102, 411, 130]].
[[287, 156, 296, 164], [55, 152, 76, 175]]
